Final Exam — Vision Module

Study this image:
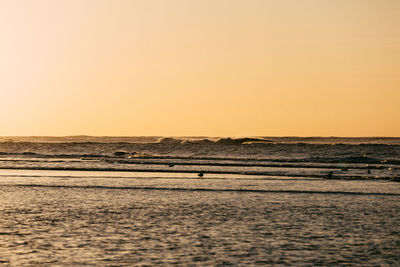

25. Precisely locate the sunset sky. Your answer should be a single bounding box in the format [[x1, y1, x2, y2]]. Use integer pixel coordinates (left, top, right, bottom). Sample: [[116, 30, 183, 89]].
[[0, 0, 399, 137]]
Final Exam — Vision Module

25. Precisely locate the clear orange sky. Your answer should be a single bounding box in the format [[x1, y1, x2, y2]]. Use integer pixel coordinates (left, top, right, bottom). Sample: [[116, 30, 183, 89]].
[[0, 0, 399, 136]]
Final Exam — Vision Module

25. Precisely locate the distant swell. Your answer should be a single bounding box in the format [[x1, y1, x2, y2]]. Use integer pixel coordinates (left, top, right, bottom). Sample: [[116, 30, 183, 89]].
[[1, 151, 399, 165]]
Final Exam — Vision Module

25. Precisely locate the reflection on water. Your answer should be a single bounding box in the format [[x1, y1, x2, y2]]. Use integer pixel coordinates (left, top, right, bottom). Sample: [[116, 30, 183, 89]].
[[0, 170, 399, 265]]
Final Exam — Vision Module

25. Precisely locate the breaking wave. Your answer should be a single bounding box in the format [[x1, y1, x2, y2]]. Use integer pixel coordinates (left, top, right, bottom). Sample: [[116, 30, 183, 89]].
[[157, 137, 272, 145]]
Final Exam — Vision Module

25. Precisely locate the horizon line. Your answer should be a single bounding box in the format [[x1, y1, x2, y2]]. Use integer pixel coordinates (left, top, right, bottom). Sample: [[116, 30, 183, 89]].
[[1, 135, 400, 138]]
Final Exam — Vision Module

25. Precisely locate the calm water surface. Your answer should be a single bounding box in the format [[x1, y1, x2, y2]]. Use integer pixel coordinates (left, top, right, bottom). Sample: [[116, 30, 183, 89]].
[[0, 170, 399, 266]]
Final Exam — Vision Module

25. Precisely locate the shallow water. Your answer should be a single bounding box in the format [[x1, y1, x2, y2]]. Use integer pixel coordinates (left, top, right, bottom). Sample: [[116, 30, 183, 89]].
[[0, 170, 399, 265], [1, 137, 399, 265]]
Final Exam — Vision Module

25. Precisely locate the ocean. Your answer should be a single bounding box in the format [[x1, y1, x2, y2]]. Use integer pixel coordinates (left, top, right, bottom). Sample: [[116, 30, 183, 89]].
[[0, 136, 399, 265]]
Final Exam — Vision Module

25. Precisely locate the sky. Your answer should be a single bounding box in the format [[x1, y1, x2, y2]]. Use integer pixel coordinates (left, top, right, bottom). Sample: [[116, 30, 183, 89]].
[[0, 0, 399, 137]]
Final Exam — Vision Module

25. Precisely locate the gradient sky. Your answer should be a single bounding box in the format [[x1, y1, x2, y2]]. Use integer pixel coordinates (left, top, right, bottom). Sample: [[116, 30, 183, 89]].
[[0, 0, 399, 136]]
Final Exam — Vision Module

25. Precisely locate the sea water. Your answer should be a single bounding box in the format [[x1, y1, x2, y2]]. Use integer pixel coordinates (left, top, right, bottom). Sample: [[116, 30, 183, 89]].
[[0, 137, 399, 265]]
